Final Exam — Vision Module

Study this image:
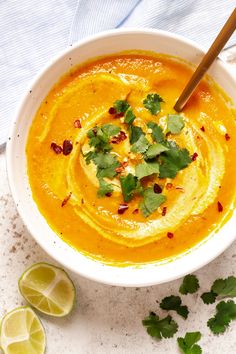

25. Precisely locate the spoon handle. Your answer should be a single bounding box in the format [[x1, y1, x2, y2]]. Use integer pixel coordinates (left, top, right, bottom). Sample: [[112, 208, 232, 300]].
[[174, 8, 236, 112]]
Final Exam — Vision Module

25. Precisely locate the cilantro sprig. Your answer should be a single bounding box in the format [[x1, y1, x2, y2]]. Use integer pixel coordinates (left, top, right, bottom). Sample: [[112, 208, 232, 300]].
[[179, 275, 200, 295], [160, 295, 189, 319], [120, 173, 138, 202], [140, 187, 166, 217], [142, 312, 178, 339], [143, 93, 164, 115], [167, 114, 185, 134], [201, 276, 236, 304], [207, 300, 236, 334], [177, 332, 202, 354]]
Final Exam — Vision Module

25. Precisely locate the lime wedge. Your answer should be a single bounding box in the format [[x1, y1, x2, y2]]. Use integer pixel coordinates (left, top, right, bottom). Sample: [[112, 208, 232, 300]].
[[18, 263, 76, 317], [0, 306, 46, 354]]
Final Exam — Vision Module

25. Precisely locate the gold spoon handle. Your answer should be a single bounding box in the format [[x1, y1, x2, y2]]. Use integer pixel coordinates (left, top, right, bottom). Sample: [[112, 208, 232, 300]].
[[174, 8, 236, 112]]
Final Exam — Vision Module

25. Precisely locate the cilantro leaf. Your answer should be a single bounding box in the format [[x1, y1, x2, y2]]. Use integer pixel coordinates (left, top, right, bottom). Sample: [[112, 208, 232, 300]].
[[102, 124, 120, 136], [147, 121, 165, 143], [207, 300, 236, 334], [131, 134, 150, 153], [97, 179, 113, 197], [124, 107, 136, 125], [159, 146, 192, 179], [160, 295, 189, 319], [167, 114, 185, 134], [177, 332, 202, 354], [113, 100, 130, 113], [129, 125, 145, 144], [143, 94, 164, 115], [135, 161, 160, 179], [140, 187, 166, 217], [93, 152, 120, 179], [142, 312, 178, 339], [179, 275, 200, 295], [87, 126, 111, 152], [120, 173, 138, 202], [201, 291, 217, 305], [145, 143, 169, 159], [84, 151, 96, 165], [211, 276, 236, 297]]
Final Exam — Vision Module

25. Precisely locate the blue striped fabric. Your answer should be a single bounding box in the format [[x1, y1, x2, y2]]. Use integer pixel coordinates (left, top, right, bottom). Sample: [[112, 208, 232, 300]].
[[0, 0, 235, 145]]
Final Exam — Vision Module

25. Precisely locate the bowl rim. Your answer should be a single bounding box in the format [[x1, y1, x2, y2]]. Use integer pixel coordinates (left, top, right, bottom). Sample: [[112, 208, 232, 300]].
[[6, 27, 236, 286]]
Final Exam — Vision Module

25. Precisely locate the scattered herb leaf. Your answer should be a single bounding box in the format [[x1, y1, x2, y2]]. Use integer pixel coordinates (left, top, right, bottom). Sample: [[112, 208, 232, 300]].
[[120, 173, 138, 202], [131, 134, 150, 153], [140, 187, 166, 217], [147, 121, 165, 143], [177, 332, 202, 354], [143, 94, 164, 115], [142, 312, 178, 339], [159, 146, 192, 179], [124, 107, 136, 125], [145, 143, 169, 159], [135, 161, 160, 180], [179, 275, 200, 295], [160, 295, 189, 319], [113, 100, 130, 113], [211, 276, 236, 298], [167, 114, 185, 134], [129, 125, 145, 144], [93, 152, 120, 179], [201, 291, 217, 305], [97, 179, 114, 197], [102, 124, 121, 137], [207, 300, 236, 334]]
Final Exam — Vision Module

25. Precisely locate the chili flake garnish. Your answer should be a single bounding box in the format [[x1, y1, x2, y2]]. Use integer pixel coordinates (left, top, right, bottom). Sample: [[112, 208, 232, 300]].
[[114, 112, 125, 118], [111, 131, 127, 144], [51, 142, 62, 154], [166, 183, 173, 190], [118, 203, 129, 214], [200, 126, 205, 132], [74, 119, 82, 128], [61, 192, 72, 207], [225, 133, 230, 141], [191, 152, 198, 161], [162, 207, 167, 216], [63, 140, 73, 155], [167, 232, 174, 239], [108, 107, 116, 115], [132, 208, 139, 214], [153, 183, 162, 194], [115, 161, 128, 173], [217, 201, 223, 212], [105, 192, 112, 197]]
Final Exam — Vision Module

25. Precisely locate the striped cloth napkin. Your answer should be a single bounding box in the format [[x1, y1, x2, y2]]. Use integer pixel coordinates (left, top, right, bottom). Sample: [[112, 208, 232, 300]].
[[1, 0, 235, 146]]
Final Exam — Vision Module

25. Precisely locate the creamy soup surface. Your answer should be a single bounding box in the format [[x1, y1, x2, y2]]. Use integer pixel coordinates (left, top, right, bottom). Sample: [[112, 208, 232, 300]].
[[26, 52, 236, 265]]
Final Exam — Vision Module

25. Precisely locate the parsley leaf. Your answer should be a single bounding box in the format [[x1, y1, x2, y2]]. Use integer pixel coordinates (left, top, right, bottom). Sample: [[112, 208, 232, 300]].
[[147, 121, 165, 143], [201, 291, 217, 305], [142, 312, 178, 339], [131, 134, 150, 153], [93, 152, 120, 179], [160, 295, 189, 319], [167, 114, 185, 134], [211, 276, 236, 297], [102, 124, 120, 136], [179, 275, 200, 295], [129, 125, 145, 144], [135, 161, 160, 179], [159, 146, 192, 179], [120, 173, 138, 202], [177, 332, 202, 354], [143, 94, 164, 115], [97, 179, 114, 197], [124, 107, 136, 125], [113, 100, 130, 113], [207, 300, 236, 334], [145, 143, 169, 159], [140, 187, 166, 217]]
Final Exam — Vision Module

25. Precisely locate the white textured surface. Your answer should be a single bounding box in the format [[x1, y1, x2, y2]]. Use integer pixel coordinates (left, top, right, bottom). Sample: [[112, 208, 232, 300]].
[[0, 58, 236, 354]]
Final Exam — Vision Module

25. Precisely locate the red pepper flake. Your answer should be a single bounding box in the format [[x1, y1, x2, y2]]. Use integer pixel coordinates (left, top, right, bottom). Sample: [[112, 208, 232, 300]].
[[114, 112, 124, 118], [105, 192, 112, 197], [162, 207, 167, 216], [118, 203, 129, 214], [191, 152, 198, 161], [51, 142, 63, 154], [166, 183, 173, 190], [153, 183, 162, 194], [111, 131, 127, 144], [108, 107, 116, 115], [115, 161, 128, 173], [132, 208, 139, 214], [225, 133, 230, 141], [63, 140, 73, 155], [61, 192, 72, 207], [200, 126, 205, 132], [167, 232, 174, 239], [74, 119, 82, 128], [93, 128, 97, 136], [217, 201, 223, 212]]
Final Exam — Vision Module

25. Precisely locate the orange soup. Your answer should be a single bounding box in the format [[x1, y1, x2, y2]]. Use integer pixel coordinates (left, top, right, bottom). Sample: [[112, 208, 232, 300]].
[[26, 52, 236, 265]]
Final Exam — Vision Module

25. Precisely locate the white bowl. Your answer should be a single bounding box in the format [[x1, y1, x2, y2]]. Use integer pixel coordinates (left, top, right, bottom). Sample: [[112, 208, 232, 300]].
[[6, 29, 236, 287]]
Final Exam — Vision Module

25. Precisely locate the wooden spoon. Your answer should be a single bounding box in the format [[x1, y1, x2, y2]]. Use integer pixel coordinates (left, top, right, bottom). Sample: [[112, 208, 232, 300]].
[[174, 8, 236, 112]]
